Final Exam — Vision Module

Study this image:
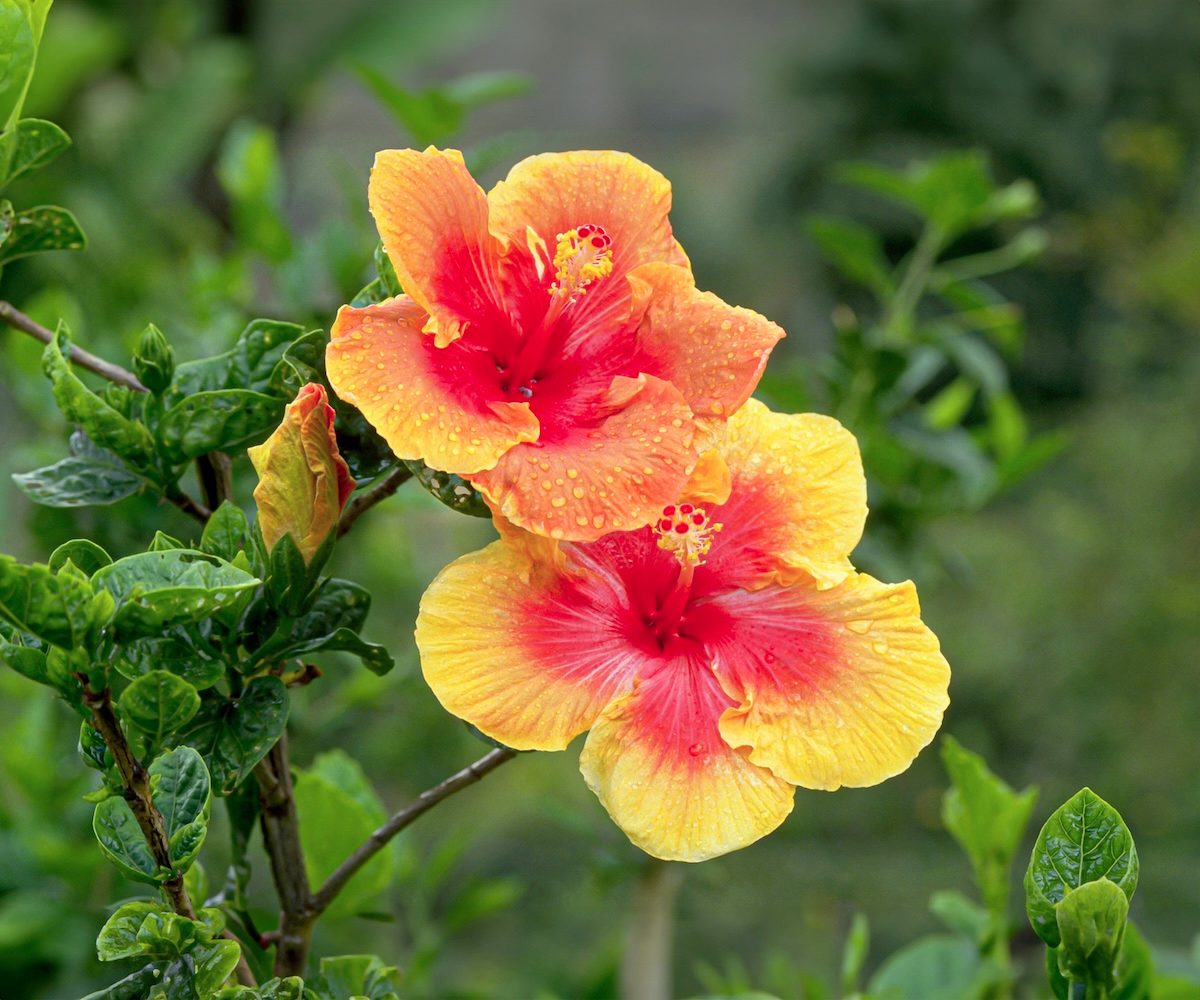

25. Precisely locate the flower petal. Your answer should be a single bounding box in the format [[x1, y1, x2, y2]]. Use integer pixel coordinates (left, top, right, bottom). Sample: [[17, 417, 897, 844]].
[[699, 400, 867, 590], [369, 147, 508, 347], [470, 374, 697, 541], [579, 651, 795, 862], [488, 151, 690, 343], [695, 574, 950, 791], [416, 536, 642, 751], [630, 263, 784, 424], [327, 297, 539, 475]]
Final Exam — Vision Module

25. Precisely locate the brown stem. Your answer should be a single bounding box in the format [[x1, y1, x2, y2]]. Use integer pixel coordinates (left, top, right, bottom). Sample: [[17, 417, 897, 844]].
[[254, 732, 315, 978], [196, 452, 233, 511], [83, 685, 196, 917], [0, 300, 147, 392], [337, 464, 413, 539], [309, 747, 517, 916]]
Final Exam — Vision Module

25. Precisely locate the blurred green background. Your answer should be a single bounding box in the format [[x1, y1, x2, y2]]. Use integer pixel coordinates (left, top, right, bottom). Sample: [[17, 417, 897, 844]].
[[0, 0, 1197, 996]]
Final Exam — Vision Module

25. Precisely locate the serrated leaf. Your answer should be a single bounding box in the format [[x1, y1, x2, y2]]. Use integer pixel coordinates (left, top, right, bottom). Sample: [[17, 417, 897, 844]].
[[1025, 788, 1139, 947], [940, 736, 1038, 915], [118, 670, 201, 745], [42, 326, 155, 467], [180, 677, 288, 793], [92, 549, 260, 639], [0, 118, 70, 188], [157, 388, 285, 461], [0, 202, 85, 263]]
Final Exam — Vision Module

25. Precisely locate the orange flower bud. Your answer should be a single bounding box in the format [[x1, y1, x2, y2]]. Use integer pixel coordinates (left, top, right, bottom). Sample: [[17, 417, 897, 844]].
[[248, 384, 355, 562]]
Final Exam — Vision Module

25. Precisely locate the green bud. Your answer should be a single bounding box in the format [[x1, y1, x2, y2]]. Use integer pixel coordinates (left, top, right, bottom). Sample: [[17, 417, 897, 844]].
[[132, 323, 175, 394]]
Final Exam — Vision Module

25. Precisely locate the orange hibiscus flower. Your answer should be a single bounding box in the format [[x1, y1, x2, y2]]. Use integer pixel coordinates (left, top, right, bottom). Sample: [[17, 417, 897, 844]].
[[326, 148, 783, 541], [415, 401, 950, 861]]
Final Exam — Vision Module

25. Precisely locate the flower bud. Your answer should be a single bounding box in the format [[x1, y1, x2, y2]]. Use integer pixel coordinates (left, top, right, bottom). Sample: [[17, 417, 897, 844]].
[[132, 323, 175, 395], [248, 384, 355, 563]]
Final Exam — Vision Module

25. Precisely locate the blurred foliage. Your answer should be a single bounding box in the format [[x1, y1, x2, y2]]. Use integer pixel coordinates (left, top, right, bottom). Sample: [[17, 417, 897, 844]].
[[0, 0, 1197, 997]]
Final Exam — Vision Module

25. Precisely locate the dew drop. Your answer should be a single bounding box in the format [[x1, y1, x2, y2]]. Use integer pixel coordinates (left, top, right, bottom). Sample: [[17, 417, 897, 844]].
[[871, 640, 889, 655], [846, 619, 874, 634]]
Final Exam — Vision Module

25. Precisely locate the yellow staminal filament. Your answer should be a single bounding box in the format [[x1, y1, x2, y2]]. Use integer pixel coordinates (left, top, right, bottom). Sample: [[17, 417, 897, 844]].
[[549, 224, 614, 301], [654, 503, 722, 567]]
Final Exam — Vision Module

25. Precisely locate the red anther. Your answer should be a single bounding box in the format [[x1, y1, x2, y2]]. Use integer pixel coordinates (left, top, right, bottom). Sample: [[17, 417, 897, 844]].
[[679, 503, 694, 514], [674, 523, 689, 534], [591, 236, 606, 248], [692, 513, 704, 525], [659, 519, 672, 531], [663, 505, 676, 516]]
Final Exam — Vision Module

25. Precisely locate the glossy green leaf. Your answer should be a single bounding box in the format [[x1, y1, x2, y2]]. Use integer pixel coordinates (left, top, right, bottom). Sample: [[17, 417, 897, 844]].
[[215, 978, 304, 1000], [192, 939, 243, 997], [78, 719, 109, 771], [117, 629, 226, 691], [0, 117, 70, 188], [148, 531, 185, 552], [96, 900, 163, 961], [48, 538, 111, 575], [0, 554, 93, 648], [14, 449, 144, 507], [287, 627, 393, 676], [200, 500, 252, 560], [168, 318, 308, 401], [117, 670, 201, 745], [81, 963, 166, 1000], [0, 623, 82, 703], [157, 389, 284, 462], [1055, 878, 1128, 992], [265, 531, 311, 615], [295, 751, 394, 919], [93, 795, 158, 883], [1025, 788, 1139, 947], [405, 460, 489, 517], [180, 677, 288, 793], [42, 327, 155, 466], [306, 954, 401, 1000], [92, 549, 259, 638], [0, 202, 85, 263], [272, 327, 327, 394], [0, 1, 37, 130], [940, 736, 1038, 915]]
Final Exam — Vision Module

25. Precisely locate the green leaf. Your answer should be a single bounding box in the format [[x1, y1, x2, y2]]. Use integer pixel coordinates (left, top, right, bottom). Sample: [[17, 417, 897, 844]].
[[48, 538, 112, 575], [168, 318, 308, 401], [265, 531, 312, 615], [92, 549, 260, 639], [924, 378, 977, 430], [0, 1, 37, 131], [273, 328, 327, 394], [216, 119, 291, 262], [149, 531, 185, 552], [0, 202, 85, 263], [1055, 878, 1129, 992], [929, 890, 991, 941], [42, 327, 155, 466], [180, 677, 288, 793], [192, 939, 243, 997], [93, 795, 159, 884], [151, 745, 212, 872], [285, 627, 393, 676], [807, 216, 895, 298], [0, 118, 70, 189], [295, 751, 394, 919], [81, 963, 167, 1000], [157, 389, 285, 462], [405, 460, 490, 517], [201, 501, 252, 560], [940, 736, 1038, 915], [117, 628, 226, 691], [117, 670, 201, 745], [96, 900, 163, 961], [0, 553, 94, 648], [216, 978, 304, 1000], [1114, 922, 1156, 1000], [78, 718, 110, 770], [13, 438, 145, 508], [867, 934, 1000, 1000], [1025, 788, 1139, 947], [307, 954, 401, 1000]]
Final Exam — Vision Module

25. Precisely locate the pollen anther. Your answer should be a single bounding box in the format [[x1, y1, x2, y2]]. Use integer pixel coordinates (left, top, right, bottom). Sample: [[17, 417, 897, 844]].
[[550, 225, 614, 301], [654, 502, 722, 566]]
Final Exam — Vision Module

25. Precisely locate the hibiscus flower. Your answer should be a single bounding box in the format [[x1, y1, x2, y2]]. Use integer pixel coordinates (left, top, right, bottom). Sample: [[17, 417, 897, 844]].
[[326, 147, 783, 541]]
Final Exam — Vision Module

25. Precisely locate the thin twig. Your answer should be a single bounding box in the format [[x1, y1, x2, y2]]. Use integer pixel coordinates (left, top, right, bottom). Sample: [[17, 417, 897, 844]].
[[310, 747, 517, 916], [254, 733, 315, 978], [0, 300, 147, 391], [337, 464, 413, 538]]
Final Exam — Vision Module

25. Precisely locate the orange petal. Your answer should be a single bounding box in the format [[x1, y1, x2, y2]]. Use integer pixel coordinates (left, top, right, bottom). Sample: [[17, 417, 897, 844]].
[[702, 574, 950, 791], [369, 147, 508, 347], [699, 399, 867, 590], [629, 263, 784, 424], [579, 652, 795, 862], [470, 374, 697, 541], [248, 383, 353, 562], [416, 537, 641, 751], [326, 297, 539, 475], [488, 151, 690, 341]]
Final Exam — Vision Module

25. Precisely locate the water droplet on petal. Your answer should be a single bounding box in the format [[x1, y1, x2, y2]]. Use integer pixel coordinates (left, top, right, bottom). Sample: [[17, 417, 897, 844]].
[[846, 619, 874, 634]]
